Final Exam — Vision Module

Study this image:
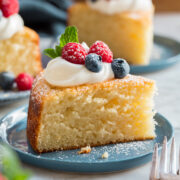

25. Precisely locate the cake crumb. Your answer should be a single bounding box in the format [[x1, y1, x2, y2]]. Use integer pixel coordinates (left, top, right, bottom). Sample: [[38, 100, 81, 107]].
[[78, 146, 91, 154], [102, 152, 109, 159]]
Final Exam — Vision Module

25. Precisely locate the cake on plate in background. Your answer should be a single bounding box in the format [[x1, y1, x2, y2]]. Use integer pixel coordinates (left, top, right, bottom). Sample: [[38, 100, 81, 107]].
[[68, 0, 154, 65], [0, 0, 42, 77], [27, 26, 156, 153]]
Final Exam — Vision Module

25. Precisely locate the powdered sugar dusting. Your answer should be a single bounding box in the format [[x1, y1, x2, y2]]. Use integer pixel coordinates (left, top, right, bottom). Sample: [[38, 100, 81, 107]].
[[49, 140, 154, 163], [30, 73, 155, 104]]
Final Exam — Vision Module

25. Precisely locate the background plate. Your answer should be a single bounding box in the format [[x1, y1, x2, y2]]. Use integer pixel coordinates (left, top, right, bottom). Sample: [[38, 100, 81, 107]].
[[0, 105, 173, 173], [0, 91, 30, 106], [130, 35, 180, 74]]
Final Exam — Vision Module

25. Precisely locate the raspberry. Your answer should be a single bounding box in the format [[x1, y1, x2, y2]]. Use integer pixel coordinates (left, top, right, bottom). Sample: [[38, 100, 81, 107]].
[[0, 173, 6, 180], [62, 43, 87, 64], [89, 41, 113, 63], [15, 73, 33, 91], [0, 0, 19, 18]]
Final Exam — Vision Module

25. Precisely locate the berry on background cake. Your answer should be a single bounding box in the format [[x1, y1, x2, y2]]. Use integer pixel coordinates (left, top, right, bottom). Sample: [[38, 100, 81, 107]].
[[68, 0, 154, 65], [15, 73, 34, 91], [0, 72, 15, 91], [27, 26, 156, 153], [0, 0, 42, 77], [0, 71, 33, 91]]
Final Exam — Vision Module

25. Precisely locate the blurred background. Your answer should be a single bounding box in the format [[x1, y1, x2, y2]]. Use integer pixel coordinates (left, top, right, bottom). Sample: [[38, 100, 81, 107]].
[[18, 0, 180, 38], [153, 0, 180, 12], [76, 0, 180, 12]]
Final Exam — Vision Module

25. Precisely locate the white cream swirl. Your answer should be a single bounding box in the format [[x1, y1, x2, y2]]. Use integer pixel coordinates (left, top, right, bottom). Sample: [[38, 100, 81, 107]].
[[87, 0, 153, 15], [44, 57, 114, 87], [0, 14, 24, 40]]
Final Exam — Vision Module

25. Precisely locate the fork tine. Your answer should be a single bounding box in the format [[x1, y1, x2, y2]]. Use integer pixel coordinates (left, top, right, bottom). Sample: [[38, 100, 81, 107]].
[[150, 143, 158, 180], [160, 136, 168, 177], [169, 137, 177, 174]]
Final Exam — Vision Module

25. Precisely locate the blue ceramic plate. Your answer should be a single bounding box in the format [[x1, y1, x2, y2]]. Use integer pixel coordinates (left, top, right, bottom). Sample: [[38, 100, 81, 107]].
[[130, 35, 180, 74], [0, 91, 30, 106], [0, 105, 173, 173]]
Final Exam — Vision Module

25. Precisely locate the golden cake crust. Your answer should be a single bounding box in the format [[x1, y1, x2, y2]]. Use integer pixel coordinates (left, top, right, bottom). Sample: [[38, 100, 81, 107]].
[[27, 73, 155, 153], [0, 26, 42, 76]]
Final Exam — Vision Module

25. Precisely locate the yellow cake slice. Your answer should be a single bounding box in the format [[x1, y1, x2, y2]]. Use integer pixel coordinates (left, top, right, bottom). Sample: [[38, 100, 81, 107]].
[[0, 27, 42, 76], [68, 2, 154, 65], [27, 73, 156, 153]]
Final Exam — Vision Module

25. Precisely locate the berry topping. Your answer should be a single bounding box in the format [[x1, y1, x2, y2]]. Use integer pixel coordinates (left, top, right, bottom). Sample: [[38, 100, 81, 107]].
[[62, 42, 87, 64], [0, 0, 19, 18], [0, 72, 15, 90], [15, 73, 33, 91], [85, 53, 102, 73], [111, 59, 130, 79], [89, 41, 113, 63], [0, 173, 6, 180]]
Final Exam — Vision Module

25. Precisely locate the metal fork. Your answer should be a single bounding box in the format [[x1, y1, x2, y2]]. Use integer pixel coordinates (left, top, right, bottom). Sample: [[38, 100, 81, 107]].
[[150, 137, 180, 180]]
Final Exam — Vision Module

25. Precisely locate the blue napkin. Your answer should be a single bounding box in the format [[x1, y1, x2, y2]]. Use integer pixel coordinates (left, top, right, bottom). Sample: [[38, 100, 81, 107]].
[[19, 0, 73, 37]]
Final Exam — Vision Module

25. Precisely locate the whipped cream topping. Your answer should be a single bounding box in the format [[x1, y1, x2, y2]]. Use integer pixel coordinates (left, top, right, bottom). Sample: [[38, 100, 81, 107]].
[[87, 0, 153, 15], [44, 57, 114, 87], [0, 14, 24, 40]]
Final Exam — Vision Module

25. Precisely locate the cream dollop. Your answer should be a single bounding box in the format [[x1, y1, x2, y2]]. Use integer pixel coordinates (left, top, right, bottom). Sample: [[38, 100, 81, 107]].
[[44, 57, 114, 87], [87, 0, 153, 15], [0, 14, 24, 40]]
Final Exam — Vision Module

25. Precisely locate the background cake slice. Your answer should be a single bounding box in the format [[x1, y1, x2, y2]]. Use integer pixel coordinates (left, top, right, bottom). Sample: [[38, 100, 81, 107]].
[[0, 27, 42, 76], [0, 0, 42, 77], [27, 73, 156, 153], [68, 2, 154, 65]]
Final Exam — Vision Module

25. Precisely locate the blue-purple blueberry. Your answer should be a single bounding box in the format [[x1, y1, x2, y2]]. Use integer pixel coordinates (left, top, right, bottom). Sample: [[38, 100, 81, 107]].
[[111, 59, 130, 78], [85, 53, 102, 73], [0, 72, 15, 90]]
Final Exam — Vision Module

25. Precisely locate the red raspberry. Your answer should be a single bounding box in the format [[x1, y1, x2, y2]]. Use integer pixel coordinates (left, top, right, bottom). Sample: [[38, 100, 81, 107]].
[[15, 73, 33, 91], [62, 43, 87, 64], [0, 173, 6, 180], [89, 41, 113, 63], [0, 0, 19, 18]]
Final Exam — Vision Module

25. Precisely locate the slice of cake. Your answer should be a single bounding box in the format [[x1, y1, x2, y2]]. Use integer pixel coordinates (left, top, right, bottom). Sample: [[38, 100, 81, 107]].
[[27, 26, 156, 153], [28, 73, 156, 153], [68, 0, 154, 65], [0, 0, 42, 76]]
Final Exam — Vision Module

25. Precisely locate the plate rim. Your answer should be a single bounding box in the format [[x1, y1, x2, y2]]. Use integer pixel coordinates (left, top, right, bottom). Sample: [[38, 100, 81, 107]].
[[130, 34, 180, 73], [0, 90, 30, 102], [0, 105, 174, 172]]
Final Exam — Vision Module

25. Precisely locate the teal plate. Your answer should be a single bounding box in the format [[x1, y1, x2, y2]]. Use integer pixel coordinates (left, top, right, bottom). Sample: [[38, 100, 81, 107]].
[[0, 91, 30, 106], [130, 35, 180, 74], [0, 105, 173, 173]]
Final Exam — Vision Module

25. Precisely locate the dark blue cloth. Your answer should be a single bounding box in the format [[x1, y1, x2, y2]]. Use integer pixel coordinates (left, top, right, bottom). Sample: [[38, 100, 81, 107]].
[[19, 0, 73, 37]]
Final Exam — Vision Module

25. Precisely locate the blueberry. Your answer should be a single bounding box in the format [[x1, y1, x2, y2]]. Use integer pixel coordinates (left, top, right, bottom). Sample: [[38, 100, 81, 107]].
[[85, 53, 102, 73], [0, 72, 15, 90], [111, 59, 130, 78]]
